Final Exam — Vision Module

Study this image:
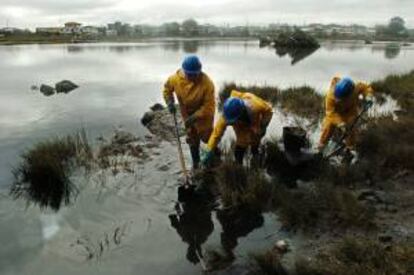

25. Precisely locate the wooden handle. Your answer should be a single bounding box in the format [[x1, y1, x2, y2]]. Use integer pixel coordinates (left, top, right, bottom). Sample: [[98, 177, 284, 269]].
[[173, 112, 190, 184]]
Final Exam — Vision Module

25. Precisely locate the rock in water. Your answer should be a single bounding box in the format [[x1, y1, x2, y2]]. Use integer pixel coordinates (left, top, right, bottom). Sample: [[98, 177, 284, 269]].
[[40, 84, 55, 96], [150, 103, 165, 112], [55, 80, 78, 94], [141, 104, 185, 142]]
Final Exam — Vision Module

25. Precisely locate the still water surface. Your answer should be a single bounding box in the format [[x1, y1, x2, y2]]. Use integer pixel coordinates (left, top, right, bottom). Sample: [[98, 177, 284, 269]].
[[0, 40, 413, 274], [1, 40, 413, 187]]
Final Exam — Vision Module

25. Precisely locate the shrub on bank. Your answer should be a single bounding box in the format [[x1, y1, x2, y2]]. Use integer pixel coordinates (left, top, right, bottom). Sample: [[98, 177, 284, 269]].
[[371, 70, 414, 112], [220, 83, 323, 121], [10, 130, 92, 211], [295, 237, 414, 275]]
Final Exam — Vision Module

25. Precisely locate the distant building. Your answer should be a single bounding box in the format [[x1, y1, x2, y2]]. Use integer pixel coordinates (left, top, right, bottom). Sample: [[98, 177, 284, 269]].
[[81, 26, 100, 35], [106, 29, 118, 37], [63, 22, 82, 34], [36, 27, 63, 35], [0, 27, 19, 34]]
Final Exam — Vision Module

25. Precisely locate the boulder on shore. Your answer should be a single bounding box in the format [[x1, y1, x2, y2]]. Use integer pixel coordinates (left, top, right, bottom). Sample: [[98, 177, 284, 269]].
[[39, 84, 55, 96], [55, 80, 78, 94], [141, 103, 185, 142]]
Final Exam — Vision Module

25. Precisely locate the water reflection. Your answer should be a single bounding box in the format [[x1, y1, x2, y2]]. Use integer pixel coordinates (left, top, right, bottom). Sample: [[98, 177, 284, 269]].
[[385, 44, 401, 59], [216, 206, 264, 259], [169, 200, 214, 265], [183, 40, 200, 53], [161, 40, 200, 53], [323, 42, 365, 52], [161, 42, 181, 52], [275, 46, 319, 65]]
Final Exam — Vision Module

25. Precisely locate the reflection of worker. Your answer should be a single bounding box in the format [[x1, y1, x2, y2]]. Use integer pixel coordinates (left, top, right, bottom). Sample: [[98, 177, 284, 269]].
[[202, 90, 273, 165], [169, 201, 214, 265], [216, 207, 264, 260], [318, 77, 374, 157], [163, 55, 215, 170]]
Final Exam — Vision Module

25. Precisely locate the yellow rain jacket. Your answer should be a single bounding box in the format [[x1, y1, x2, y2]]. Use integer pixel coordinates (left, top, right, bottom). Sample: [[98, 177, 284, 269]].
[[319, 76, 374, 149], [207, 90, 273, 150], [163, 70, 215, 145]]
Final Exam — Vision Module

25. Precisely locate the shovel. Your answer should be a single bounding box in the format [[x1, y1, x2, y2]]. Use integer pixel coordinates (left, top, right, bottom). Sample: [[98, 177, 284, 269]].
[[324, 104, 370, 160], [172, 111, 196, 202]]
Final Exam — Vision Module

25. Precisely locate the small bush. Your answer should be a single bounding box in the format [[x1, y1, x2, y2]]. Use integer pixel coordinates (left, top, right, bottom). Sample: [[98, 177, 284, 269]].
[[278, 86, 323, 119], [371, 70, 414, 112], [10, 130, 92, 211], [272, 181, 376, 230], [215, 160, 272, 210], [251, 250, 288, 275], [358, 117, 414, 175], [220, 84, 323, 121], [295, 237, 414, 275]]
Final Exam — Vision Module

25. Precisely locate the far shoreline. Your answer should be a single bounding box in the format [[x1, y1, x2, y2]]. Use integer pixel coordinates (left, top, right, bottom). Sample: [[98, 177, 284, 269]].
[[0, 36, 412, 47]]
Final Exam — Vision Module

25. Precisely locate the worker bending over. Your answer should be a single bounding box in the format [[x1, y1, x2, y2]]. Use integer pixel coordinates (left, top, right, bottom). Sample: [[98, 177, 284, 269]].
[[318, 76, 374, 157], [202, 90, 273, 165]]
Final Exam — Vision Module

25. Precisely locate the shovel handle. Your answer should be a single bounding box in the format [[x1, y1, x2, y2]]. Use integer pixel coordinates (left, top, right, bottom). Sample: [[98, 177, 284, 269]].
[[324, 106, 369, 160], [172, 112, 190, 185]]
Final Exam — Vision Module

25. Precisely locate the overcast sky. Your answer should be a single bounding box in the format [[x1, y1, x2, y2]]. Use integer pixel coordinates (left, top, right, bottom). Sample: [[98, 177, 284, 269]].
[[1, 0, 413, 29]]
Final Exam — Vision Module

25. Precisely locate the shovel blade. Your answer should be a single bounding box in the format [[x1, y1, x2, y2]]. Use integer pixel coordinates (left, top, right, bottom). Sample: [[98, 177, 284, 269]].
[[178, 184, 196, 202]]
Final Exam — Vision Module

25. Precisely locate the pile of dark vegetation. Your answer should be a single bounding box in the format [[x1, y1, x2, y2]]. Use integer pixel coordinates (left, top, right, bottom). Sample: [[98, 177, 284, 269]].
[[220, 84, 323, 121], [271, 180, 376, 230], [250, 236, 414, 275], [295, 237, 414, 275], [10, 130, 92, 211]]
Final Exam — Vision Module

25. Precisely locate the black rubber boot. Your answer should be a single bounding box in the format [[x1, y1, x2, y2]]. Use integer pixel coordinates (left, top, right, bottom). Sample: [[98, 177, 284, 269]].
[[190, 145, 200, 170], [234, 146, 246, 165], [251, 145, 260, 168]]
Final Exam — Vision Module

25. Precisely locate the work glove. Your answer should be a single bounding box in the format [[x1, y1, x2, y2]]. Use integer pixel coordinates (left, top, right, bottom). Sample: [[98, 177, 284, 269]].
[[364, 95, 374, 109], [337, 122, 347, 133], [201, 149, 214, 166], [168, 102, 176, 114], [184, 114, 197, 129]]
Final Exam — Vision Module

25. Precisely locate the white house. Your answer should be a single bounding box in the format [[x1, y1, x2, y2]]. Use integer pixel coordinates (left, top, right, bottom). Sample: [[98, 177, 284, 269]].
[[62, 22, 82, 34], [81, 26, 100, 35]]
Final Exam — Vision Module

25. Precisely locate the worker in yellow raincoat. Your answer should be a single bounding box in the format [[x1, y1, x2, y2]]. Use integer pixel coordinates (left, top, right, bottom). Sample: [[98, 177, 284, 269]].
[[163, 55, 215, 169], [202, 90, 273, 165], [318, 76, 374, 158]]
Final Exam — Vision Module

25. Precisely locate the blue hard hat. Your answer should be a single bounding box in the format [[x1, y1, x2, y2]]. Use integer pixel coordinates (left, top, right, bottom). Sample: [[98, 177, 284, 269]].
[[334, 77, 355, 99], [182, 55, 202, 76], [223, 97, 245, 124]]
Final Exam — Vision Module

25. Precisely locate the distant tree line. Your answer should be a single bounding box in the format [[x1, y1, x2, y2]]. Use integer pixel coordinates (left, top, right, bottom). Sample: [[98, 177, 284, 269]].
[[375, 17, 410, 39]]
